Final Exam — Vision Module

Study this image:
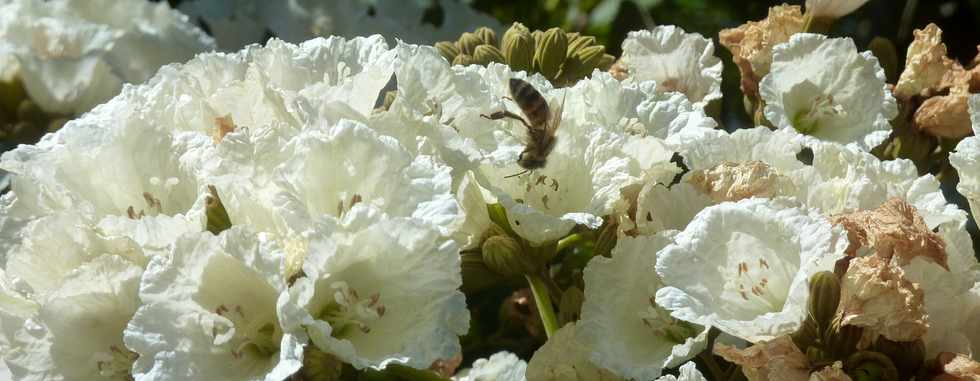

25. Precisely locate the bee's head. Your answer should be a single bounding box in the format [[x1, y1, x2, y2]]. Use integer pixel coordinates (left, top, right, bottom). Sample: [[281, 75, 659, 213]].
[[508, 78, 525, 94], [518, 151, 547, 170]]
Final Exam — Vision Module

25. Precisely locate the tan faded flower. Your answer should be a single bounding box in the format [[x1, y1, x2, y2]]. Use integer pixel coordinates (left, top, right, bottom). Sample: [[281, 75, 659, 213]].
[[809, 362, 852, 381], [831, 198, 948, 269], [895, 24, 978, 138], [719, 5, 804, 97], [714, 336, 810, 381], [687, 160, 784, 203], [938, 353, 980, 381], [838, 255, 928, 343], [894, 24, 960, 100]]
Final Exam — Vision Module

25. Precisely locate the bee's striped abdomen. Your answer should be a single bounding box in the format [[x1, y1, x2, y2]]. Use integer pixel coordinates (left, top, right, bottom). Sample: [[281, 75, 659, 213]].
[[509, 78, 550, 128]]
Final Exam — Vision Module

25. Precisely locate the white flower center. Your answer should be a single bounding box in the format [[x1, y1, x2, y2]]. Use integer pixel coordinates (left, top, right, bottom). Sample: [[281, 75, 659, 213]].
[[721, 232, 795, 314], [640, 295, 698, 344], [791, 91, 846, 135], [317, 281, 386, 338], [94, 345, 138, 381], [211, 304, 282, 359]]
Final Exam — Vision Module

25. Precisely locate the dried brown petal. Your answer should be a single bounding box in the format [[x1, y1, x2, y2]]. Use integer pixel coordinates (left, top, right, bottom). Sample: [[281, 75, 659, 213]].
[[939, 353, 980, 381], [809, 361, 853, 381], [895, 24, 961, 99], [715, 336, 810, 381], [212, 114, 236, 144], [719, 5, 804, 98], [837, 255, 928, 343], [687, 160, 783, 202], [915, 90, 973, 138], [830, 198, 948, 269]]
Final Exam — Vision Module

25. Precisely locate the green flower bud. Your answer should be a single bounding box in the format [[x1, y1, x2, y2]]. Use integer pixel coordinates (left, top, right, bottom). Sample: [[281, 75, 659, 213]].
[[791, 318, 819, 352], [435, 41, 460, 61], [299, 346, 345, 381], [558, 286, 584, 326], [461, 250, 502, 293], [598, 54, 616, 70], [486, 203, 518, 237], [873, 337, 924, 376], [47, 118, 69, 133], [806, 346, 830, 364], [453, 54, 476, 66], [534, 27, 568, 80], [456, 32, 483, 55], [9, 121, 32, 142], [593, 219, 618, 258], [566, 35, 596, 58], [473, 44, 506, 65], [826, 322, 863, 359], [558, 45, 606, 85], [17, 99, 43, 126], [0, 78, 26, 115], [474, 26, 497, 47], [868, 37, 899, 84], [205, 185, 232, 235], [502, 23, 534, 72], [483, 235, 538, 276], [845, 351, 900, 381], [808, 271, 841, 331]]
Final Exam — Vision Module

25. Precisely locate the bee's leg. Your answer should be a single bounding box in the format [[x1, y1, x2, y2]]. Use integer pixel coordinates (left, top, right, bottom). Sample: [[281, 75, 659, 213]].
[[504, 169, 531, 179], [480, 111, 533, 129]]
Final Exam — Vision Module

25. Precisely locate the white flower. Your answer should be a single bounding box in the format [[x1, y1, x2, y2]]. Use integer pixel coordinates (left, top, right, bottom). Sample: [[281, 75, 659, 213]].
[[760, 33, 897, 150], [393, 48, 693, 244], [579, 232, 708, 380], [5, 255, 143, 381], [525, 323, 618, 381], [950, 94, 980, 220], [453, 352, 526, 381], [178, 0, 501, 51], [804, 0, 871, 19], [124, 227, 303, 381], [657, 362, 708, 381], [655, 198, 847, 342], [280, 204, 468, 371], [0, 0, 214, 114], [619, 26, 723, 106]]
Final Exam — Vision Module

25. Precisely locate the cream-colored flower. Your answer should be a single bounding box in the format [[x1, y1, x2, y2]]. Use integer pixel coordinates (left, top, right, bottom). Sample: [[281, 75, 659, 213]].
[[715, 336, 810, 381], [655, 198, 847, 342], [125, 227, 303, 381], [280, 205, 468, 371], [525, 323, 618, 381], [760, 33, 897, 150], [453, 352, 526, 381], [619, 26, 723, 106], [804, 0, 870, 19], [6, 255, 143, 381], [579, 232, 708, 380], [894, 23, 960, 100], [0, 0, 214, 114]]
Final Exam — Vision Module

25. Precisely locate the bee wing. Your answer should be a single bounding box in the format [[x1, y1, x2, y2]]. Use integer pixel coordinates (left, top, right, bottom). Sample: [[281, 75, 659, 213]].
[[547, 91, 567, 135]]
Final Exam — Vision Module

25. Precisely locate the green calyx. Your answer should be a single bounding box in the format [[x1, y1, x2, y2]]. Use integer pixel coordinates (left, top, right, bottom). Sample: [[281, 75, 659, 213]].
[[435, 23, 615, 87], [205, 185, 232, 235], [0, 77, 70, 145]]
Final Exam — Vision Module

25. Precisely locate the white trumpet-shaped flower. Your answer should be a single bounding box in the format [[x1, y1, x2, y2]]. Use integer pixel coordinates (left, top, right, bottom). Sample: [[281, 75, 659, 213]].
[[619, 26, 723, 106], [760, 33, 897, 150], [280, 204, 468, 371], [579, 232, 709, 380], [453, 352, 527, 381], [950, 94, 980, 221], [0, 0, 214, 114], [5, 255, 143, 381], [124, 227, 303, 381], [655, 198, 847, 342], [805, 0, 871, 19]]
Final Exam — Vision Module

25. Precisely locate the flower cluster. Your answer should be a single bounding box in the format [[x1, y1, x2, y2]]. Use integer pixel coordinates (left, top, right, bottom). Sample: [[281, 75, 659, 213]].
[[0, 0, 979, 380]]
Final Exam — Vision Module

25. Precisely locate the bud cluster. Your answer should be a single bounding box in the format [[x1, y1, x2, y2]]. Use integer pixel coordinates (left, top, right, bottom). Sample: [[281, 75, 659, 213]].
[[0, 77, 69, 146], [435, 23, 615, 87]]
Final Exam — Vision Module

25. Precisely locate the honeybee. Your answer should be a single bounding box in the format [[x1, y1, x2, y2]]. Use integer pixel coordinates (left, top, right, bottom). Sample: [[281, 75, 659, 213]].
[[481, 78, 565, 177]]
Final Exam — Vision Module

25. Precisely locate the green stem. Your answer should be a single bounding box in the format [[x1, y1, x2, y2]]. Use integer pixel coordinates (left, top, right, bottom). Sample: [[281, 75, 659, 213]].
[[699, 352, 726, 381], [383, 364, 450, 381], [556, 233, 587, 253], [526, 273, 560, 338]]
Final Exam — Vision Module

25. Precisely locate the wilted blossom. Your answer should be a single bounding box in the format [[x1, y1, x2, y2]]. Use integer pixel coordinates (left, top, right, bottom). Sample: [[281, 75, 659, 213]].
[[0, 0, 214, 114], [719, 4, 804, 98]]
